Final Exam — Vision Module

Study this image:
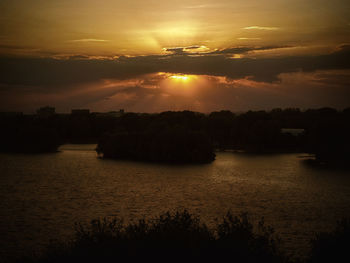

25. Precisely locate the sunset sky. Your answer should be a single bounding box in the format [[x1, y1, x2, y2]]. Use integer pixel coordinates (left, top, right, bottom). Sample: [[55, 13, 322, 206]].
[[0, 0, 349, 112]]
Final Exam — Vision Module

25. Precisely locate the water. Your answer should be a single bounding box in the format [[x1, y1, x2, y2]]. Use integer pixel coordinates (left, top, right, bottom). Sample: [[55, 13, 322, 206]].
[[1, 144, 350, 260]]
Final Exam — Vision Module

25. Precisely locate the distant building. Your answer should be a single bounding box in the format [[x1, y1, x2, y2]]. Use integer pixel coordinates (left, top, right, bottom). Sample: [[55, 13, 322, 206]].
[[107, 109, 125, 117], [281, 128, 305, 136], [71, 109, 90, 116], [37, 106, 55, 118]]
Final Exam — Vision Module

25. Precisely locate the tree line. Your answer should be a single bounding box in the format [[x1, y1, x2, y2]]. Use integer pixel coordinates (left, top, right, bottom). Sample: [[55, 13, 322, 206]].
[[0, 108, 349, 164]]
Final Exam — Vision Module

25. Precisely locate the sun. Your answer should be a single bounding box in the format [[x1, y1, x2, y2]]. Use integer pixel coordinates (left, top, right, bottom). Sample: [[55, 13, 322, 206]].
[[157, 72, 200, 91], [168, 74, 198, 83], [169, 75, 190, 81]]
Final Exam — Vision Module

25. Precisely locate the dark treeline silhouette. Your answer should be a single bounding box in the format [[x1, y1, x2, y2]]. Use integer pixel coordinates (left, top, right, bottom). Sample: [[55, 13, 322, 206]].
[[0, 113, 116, 153], [0, 117, 61, 153], [97, 127, 215, 163], [1, 108, 349, 164], [19, 210, 350, 263], [303, 108, 350, 166]]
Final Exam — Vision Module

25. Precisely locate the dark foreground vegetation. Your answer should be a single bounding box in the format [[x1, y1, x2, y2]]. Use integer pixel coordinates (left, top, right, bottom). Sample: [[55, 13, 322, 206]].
[[1, 107, 349, 164], [21, 211, 284, 263], [18, 211, 350, 263], [309, 218, 350, 263]]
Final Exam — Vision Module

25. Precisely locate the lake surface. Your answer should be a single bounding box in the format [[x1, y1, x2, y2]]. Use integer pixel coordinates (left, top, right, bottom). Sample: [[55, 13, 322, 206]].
[[1, 144, 350, 261]]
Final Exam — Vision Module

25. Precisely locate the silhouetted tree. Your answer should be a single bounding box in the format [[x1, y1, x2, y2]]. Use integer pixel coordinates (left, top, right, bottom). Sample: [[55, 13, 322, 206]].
[[97, 125, 215, 163], [2, 108, 348, 158]]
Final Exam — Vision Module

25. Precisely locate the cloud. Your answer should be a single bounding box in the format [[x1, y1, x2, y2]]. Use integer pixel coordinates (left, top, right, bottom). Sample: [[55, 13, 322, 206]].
[[243, 26, 280, 30], [0, 44, 349, 87], [237, 38, 262, 40], [1, 69, 349, 113], [184, 4, 224, 9], [0, 44, 32, 50], [164, 47, 187, 55], [67, 39, 109, 43], [210, 45, 290, 55], [164, 45, 289, 56], [164, 45, 208, 55], [0, 44, 40, 52], [184, 4, 211, 9], [96, 70, 350, 112]]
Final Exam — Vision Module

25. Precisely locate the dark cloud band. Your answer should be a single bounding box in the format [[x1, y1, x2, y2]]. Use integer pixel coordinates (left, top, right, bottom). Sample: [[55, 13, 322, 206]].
[[0, 45, 349, 87]]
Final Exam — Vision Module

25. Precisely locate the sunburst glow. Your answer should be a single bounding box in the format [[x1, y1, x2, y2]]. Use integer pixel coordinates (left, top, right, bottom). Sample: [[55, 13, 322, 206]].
[[169, 75, 190, 81]]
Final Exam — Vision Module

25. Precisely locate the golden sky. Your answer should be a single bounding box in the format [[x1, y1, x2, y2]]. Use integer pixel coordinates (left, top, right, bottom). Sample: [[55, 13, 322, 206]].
[[1, 0, 349, 57], [0, 0, 349, 113]]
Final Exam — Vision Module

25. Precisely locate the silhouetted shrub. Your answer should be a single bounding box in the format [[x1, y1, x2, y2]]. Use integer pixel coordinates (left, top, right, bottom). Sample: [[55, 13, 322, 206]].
[[24, 211, 285, 263], [308, 218, 350, 263], [215, 212, 281, 262]]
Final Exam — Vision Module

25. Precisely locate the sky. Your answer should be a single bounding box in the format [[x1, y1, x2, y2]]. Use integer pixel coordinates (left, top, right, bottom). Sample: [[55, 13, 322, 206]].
[[0, 0, 349, 113]]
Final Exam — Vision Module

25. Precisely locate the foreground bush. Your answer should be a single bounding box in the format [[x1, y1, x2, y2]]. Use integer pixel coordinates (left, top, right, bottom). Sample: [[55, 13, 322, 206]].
[[24, 211, 285, 263], [308, 218, 350, 263], [18, 211, 350, 263]]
